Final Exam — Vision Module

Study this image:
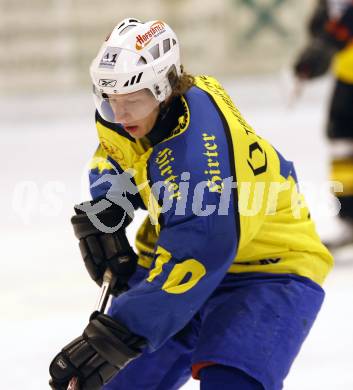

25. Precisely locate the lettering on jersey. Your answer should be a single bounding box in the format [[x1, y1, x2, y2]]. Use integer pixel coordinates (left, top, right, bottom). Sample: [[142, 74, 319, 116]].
[[202, 133, 224, 193], [135, 21, 166, 50], [258, 258, 281, 265], [199, 76, 254, 136], [199, 76, 268, 176], [236, 257, 281, 266], [155, 148, 181, 200]]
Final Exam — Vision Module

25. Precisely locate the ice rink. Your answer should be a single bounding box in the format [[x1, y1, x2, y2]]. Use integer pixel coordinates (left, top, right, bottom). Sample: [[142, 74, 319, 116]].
[[1, 75, 352, 389]]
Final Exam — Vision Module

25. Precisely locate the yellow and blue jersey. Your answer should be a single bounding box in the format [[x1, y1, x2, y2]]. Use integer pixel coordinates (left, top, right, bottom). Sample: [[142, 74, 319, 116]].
[[89, 76, 333, 350]]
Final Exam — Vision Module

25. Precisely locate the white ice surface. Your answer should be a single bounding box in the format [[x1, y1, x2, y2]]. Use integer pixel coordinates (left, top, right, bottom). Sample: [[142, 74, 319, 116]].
[[1, 75, 352, 389]]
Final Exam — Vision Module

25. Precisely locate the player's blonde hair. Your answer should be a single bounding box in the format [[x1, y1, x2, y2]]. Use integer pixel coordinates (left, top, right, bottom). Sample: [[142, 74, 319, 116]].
[[170, 65, 195, 98]]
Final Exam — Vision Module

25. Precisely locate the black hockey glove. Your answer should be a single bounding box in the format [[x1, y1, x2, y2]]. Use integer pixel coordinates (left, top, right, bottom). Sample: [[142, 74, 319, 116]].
[[49, 311, 146, 390], [295, 6, 353, 80], [294, 38, 337, 79], [71, 199, 138, 295]]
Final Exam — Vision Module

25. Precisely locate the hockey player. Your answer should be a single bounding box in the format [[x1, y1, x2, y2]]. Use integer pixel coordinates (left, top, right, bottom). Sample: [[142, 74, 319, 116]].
[[49, 18, 333, 390], [294, 0, 353, 248]]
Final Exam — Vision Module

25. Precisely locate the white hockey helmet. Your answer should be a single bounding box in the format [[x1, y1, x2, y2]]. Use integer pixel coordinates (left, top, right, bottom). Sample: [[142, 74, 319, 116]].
[[90, 18, 182, 124]]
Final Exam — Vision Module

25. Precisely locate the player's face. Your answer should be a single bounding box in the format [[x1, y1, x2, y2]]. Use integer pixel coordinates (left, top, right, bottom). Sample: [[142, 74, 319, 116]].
[[108, 90, 160, 139]]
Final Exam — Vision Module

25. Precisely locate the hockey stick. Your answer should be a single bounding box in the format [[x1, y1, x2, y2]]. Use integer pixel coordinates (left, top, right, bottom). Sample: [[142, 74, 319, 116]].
[[280, 68, 305, 108], [287, 78, 304, 108], [67, 268, 114, 390]]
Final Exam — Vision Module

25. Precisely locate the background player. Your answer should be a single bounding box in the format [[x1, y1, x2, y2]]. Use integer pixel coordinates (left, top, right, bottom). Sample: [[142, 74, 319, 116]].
[[294, 0, 353, 249]]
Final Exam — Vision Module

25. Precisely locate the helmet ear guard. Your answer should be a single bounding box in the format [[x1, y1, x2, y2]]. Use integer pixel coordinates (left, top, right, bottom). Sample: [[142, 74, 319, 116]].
[[90, 18, 182, 123]]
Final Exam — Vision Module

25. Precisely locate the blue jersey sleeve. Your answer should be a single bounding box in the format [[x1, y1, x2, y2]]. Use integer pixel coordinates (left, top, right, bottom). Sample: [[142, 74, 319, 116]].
[[109, 92, 239, 350]]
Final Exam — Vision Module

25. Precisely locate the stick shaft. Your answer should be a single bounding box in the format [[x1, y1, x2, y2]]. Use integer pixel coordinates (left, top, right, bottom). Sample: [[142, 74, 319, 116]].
[[96, 269, 113, 312], [67, 269, 113, 390]]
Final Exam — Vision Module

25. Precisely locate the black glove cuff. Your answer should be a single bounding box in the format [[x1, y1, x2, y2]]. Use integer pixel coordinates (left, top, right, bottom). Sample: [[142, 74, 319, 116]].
[[49, 313, 146, 390], [84, 312, 146, 369]]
